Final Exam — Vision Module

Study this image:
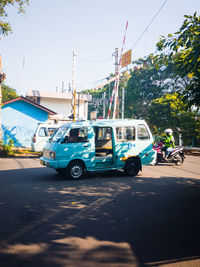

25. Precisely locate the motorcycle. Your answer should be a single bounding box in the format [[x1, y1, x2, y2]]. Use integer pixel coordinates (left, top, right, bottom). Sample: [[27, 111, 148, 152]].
[[153, 141, 185, 166]]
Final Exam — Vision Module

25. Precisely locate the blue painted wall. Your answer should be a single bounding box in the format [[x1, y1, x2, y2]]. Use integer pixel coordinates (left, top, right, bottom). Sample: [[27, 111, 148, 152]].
[[2, 100, 49, 148]]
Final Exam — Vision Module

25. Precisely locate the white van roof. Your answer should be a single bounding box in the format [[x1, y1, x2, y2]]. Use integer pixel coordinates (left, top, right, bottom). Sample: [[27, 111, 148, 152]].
[[62, 119, 147, 128], [37, 123, 61, 128]]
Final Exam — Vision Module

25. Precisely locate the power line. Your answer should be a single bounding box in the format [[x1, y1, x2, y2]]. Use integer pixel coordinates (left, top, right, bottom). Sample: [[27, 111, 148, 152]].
[[132, 0, 168, 50], [77, 55, 113, 64], [77, 76, 109, 90]]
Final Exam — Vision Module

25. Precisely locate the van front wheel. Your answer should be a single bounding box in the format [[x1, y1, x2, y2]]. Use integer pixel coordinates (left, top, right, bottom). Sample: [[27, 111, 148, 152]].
[[67, 161, 85, 179], [124, 158, 140, 177]]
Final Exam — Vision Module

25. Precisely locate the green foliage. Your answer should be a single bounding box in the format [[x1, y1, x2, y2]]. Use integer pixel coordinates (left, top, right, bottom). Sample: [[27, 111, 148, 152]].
[[124, 54, 173, 119], [147, 92, 200, 146], [0, 139, 14, 157], [2, 84, 18, 102], [0, 0, 29, 36], [148, 92, 187, 131], [156, 13, 200, 107], [178, 112, 200, 146]]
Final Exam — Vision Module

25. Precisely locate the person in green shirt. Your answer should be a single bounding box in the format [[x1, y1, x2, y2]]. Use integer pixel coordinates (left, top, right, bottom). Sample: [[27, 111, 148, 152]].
[[162, 128, 175, 158]]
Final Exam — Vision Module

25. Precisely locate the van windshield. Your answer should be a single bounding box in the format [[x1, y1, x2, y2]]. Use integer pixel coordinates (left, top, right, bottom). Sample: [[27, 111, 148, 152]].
[[49, 125, 68, 143]]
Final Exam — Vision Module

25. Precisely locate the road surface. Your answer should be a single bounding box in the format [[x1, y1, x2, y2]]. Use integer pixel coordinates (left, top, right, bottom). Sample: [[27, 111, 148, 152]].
[[0, 155, 199, 266]]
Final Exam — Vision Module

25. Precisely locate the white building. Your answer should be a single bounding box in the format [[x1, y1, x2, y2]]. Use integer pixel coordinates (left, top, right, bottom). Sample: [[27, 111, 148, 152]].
[[26, 90, 91, 121]]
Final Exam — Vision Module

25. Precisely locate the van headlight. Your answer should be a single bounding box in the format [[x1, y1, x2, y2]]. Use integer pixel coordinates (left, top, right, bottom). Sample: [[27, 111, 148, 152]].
[[49, 151, 56, 159]]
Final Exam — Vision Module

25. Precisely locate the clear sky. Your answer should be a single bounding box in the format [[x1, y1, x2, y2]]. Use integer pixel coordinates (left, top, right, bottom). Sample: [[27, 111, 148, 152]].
[[0, 0, 200, 96]]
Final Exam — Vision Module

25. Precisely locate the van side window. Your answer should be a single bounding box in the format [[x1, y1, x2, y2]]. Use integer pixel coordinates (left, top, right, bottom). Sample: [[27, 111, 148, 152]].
[[68, 127, 88, 143], [95, 127, 112, 141], [38, 127, 48, 137], [116, 127, 135, 142], [137, 124, 150, 140]]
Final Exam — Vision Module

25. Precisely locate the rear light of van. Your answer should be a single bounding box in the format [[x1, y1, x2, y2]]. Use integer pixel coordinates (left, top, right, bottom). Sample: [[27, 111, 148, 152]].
[[32, 134, 36, 143]]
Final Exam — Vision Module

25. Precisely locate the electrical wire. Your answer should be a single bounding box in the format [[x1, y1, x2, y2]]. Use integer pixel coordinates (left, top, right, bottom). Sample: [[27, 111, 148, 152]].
[[77, 55, 113, 64], [132, 0, 168, 50], [77, 76, 109, 90]]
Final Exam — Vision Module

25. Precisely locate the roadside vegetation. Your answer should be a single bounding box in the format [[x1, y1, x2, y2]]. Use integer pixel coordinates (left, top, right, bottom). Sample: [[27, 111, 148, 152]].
[[0, 141, 41, 157], [1, 84, 19, 102]]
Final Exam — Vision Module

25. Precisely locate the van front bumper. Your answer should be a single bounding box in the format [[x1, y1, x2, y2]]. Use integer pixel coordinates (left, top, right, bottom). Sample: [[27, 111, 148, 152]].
[[40, 157, 58, 169]]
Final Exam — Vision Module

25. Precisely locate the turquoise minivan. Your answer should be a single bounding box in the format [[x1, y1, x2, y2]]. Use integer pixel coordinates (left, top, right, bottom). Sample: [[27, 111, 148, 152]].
[[40, 119, 156, 179]]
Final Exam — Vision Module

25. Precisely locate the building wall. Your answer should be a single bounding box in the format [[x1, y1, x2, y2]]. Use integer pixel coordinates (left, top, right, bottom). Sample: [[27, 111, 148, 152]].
[[40, 98, 72, 115], [2, 101, 48, 148], [40, 98, 88, 120]]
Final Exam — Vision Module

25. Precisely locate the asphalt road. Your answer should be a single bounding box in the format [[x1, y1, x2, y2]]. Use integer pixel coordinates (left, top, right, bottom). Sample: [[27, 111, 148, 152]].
[[0, 156, 200, 267]]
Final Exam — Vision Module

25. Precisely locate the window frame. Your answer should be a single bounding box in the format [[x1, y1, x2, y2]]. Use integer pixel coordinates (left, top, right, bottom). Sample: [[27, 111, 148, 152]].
[[116, 126, 136, 142], [137, 124, 150, 140], [95, 127, 112, 141], [67, 127, 88, 143], [38, 127, 48, 137]]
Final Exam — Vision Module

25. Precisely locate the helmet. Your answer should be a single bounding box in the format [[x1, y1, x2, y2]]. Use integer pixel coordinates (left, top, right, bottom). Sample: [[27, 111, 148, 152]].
[[164, 128, 173, 135]]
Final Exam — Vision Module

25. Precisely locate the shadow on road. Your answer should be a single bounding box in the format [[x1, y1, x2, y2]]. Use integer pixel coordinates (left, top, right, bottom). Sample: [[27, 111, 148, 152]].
[[0, 167, 200, 266]]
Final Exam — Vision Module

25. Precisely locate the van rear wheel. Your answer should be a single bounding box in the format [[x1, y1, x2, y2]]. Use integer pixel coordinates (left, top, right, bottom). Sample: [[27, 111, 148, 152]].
[[124, 158, 140, 177], [67, 161, 85, 179]]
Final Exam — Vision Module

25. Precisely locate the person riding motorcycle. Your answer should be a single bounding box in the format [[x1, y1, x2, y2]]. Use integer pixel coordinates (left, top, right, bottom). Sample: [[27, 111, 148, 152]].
[[162, 128, 175, 159]]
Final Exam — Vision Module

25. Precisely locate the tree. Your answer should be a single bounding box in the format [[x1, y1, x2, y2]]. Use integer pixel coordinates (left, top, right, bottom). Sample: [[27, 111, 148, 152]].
[[124, 55, 170, 119], [156, 13, 200, 107], [0, 0, 29, 36], [0, 0, 29, 141], [147, 92, 200, 146], [148, 92, 187, 131], [2, 84, 18, 102], [84, 54, 186, 120]]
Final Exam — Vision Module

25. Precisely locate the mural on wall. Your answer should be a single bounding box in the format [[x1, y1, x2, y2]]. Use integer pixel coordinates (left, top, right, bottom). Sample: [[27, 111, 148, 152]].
[[2, 125, 34, 147], [1, 97, 56, 148]]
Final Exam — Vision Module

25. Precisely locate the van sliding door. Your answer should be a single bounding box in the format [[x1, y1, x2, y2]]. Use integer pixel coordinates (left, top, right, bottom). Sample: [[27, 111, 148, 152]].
[[94, 127, 114, 169]]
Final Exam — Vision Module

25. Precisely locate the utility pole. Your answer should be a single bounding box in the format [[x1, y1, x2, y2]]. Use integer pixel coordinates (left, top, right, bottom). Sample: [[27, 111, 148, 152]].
[[103, 91, 106, 118], [72, 50, 76, 122], [113, 48, 119, 119], [68, 83, 71, 93], [122, 87, 125, 119], [107, 21, 128, 120], [107, 48, 119, 119], [62, 81, 64, 93]]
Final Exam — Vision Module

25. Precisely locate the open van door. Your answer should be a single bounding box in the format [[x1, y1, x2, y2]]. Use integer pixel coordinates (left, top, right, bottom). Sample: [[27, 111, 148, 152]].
[[94, 127, 114, 169]]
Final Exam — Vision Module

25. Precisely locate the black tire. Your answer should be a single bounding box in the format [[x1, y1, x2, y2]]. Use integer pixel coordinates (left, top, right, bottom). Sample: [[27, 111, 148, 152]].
[[67, 161, 85, 179], [174, 154, 184, 166], [124, 158, 140, 176]]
